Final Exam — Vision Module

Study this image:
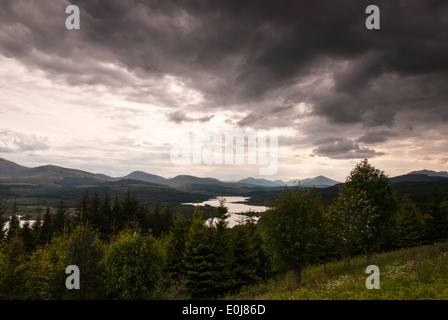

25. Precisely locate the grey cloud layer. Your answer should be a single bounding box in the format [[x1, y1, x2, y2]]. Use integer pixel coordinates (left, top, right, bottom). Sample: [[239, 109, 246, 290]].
[[1, 0, 448, 160], [0, 130, 50, 153]]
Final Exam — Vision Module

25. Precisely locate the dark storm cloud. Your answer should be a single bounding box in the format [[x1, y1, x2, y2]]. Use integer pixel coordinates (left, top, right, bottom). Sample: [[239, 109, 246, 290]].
[[312, 137, 386, 159], [1, 0, 448, 159]]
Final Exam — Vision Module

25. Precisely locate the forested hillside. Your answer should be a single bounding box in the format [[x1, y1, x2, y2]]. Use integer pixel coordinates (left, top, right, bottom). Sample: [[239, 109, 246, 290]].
[[0, 159, 447, 300]]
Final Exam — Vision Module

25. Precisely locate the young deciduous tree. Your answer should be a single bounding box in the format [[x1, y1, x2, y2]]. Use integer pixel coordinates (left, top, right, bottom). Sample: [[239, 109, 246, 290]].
[[104, 228, 164, 300], [328, 188, 374, 264], [340, 159, 398, 259], [260, 187, 325, 284]]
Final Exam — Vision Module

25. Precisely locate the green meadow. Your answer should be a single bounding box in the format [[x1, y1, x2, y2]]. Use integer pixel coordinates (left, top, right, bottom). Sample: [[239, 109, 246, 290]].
[[229, 242, 448, 300]]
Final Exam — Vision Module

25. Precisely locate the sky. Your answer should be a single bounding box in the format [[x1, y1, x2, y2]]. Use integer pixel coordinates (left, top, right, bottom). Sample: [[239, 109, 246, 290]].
[[1, 0, 448, 182]]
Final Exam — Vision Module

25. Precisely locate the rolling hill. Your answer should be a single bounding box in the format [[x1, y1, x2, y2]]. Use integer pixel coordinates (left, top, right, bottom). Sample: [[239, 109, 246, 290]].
[[124, 171, 168, 185], [1, 157, 447, 209], [0, 157, 113, 186]]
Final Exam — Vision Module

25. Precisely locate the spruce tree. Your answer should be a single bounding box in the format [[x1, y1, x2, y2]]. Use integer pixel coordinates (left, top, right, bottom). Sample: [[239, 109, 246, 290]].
[[0, 199, 7, 241], [231, 222, 260, 290], [111, 195, 123, 236], [6, 201, 21, 242], [149, 203, 163, 236], [89, 191, 101, 227], [31, 211, 42, 236], [164, 215, 190, 280], [38, 204, 54, 245], [63, 223, 106, 299], [75, 191, 89, 223], [54, 199, 69, 234], [122, 189, 139, 223], [394, 196, 425, 248], [183, 206, 216, 299], [20, 221, 36, 253], [210, 198, 234, 297], [99, 193, 112, 236], [0, 233, 28, 299], [162, 205, 174, 234], [426, 185, 448, 242]]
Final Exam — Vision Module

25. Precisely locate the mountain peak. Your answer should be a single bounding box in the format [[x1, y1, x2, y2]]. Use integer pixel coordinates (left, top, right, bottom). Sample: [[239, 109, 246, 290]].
[[124, 171, 167, 184]]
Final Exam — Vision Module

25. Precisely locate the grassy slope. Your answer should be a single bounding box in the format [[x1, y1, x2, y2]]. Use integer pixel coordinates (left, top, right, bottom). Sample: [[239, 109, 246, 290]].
[[229, 242, 448, 300]]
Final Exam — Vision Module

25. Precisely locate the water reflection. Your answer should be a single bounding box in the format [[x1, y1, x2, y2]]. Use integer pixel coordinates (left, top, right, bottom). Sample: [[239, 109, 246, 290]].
[[3, 215, 36, 232], [182, 196, 267, 228]]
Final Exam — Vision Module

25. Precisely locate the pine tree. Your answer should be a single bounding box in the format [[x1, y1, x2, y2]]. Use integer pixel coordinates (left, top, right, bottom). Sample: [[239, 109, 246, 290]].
[[149, 204, 174, 238], [63, 223, 106, 299], [38, 204, 54, 245], [75, 191, 89, 223], [182, 206, 216, 299], [149, 203, 163, 236], [426, 185, 448, 242], [6, 201, 21, 242], [99, 193, 112, 236], [54, 199, 69, 234], [121, 189, 140, 227], [20, 221, 36, 253], [210, 198, 234, 297], [231, 222, 260, 290], [23, 245, 53, 299], [0, 233, 28, 299], [312, 197, 336, 272], [111, 195, 123, 236], [162, 205, 174, 234], [163, 215, 190, 280], [0, 199, 7, 241], [394, 196, 425, 248], [89, 191, 101, 227], [31, 210, 42, 236]]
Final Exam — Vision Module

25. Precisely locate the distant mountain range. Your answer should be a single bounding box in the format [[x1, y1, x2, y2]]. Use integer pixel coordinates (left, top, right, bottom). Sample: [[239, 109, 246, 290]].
[[236, 175, 342, 188], [1, 157, 447, 190], [408, 169, 448, 178]]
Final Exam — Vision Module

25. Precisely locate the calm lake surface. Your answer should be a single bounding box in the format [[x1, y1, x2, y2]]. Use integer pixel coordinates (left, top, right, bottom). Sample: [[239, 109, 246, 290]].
[[3, 215, 36, 232], [182, 196, 267, 227]]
